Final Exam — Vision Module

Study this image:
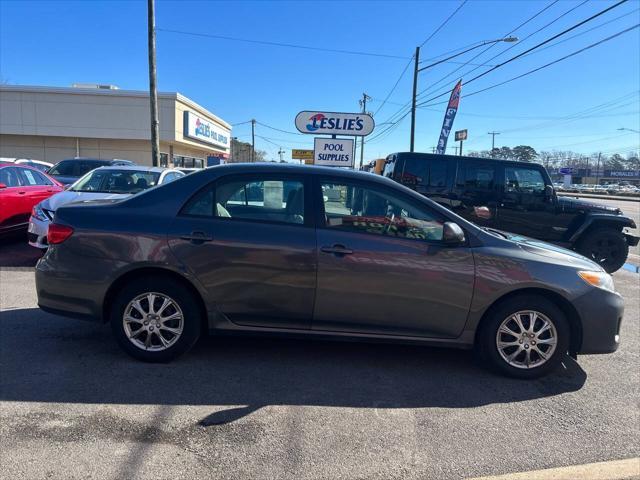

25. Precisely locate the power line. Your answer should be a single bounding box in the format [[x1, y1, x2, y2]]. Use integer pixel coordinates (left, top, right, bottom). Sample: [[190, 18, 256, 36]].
[[420, 0, 468, 47], [519, 7, 640, 59], [372, 0, 563, 133], [255, 121, 305, 136], [417, 0, 631, 107], [157, 28, 410, 60], [434, 24, 640, 105], [373, 56, 414, 116], [415, 0, 562, 102], [419, 0, 589, 102]]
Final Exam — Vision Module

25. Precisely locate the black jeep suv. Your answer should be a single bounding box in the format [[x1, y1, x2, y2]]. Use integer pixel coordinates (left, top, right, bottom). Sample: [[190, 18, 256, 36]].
[[383, 152, 638, 272]]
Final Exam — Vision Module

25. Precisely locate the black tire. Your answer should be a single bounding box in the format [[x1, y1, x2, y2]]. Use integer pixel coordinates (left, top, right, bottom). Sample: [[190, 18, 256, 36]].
[[577, 227, 628, 273], [110, 276, 202, 362], [477, 295, 570, 379]]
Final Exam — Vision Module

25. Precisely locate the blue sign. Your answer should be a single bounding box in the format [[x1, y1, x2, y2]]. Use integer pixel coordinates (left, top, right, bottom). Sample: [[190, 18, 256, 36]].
[[559, 167, 573, 175]]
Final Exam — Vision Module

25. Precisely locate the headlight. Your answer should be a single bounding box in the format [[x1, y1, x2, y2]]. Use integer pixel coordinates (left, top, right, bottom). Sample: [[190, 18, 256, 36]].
[[31, 203, 47, 222], [578, 271, 615, 292]]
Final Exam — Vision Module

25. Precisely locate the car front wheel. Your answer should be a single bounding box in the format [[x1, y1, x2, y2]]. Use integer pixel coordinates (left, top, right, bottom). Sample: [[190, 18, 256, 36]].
[[110, 277, 201, 362], [478, 295, 570, 379]]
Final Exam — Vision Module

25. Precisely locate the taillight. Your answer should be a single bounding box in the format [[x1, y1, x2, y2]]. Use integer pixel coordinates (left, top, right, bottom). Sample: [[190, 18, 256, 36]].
[[48, 223, 74, 244]]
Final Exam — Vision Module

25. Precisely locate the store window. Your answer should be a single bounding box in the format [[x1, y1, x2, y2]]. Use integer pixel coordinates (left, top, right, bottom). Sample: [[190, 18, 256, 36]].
[[160, 153, 169, 168]]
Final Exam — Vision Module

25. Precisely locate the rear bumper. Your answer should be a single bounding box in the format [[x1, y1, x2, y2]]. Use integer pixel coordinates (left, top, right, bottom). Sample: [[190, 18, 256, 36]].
[[573, 287, 624, 354], [35, 253, 111, 322]]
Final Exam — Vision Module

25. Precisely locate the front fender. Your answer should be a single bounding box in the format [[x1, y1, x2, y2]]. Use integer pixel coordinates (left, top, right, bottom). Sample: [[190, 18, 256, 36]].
[[569, 214, 637, 243]]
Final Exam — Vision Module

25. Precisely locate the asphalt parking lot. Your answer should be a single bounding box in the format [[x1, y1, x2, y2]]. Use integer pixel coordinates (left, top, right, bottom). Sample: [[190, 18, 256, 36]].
[[0, 235, 639, 479]]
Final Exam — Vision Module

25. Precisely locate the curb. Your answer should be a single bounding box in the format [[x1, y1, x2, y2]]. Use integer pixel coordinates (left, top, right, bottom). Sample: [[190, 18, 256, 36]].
[[467, 457, 640, 480]]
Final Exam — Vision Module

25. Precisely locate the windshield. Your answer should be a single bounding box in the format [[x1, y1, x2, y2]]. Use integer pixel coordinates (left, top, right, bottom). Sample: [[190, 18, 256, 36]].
[[70, 169, 161, 194]]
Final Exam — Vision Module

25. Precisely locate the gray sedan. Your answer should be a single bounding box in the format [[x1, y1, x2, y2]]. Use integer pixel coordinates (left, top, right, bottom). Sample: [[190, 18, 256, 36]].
[[35, 163, 623, 378]]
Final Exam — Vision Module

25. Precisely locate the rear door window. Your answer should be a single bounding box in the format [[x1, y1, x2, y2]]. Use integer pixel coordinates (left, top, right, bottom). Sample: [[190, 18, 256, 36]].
[[429, 159, 447, 188], [48, 161, 75, 176], [0, 167, 22, 187], [458, 162, 496, 190]]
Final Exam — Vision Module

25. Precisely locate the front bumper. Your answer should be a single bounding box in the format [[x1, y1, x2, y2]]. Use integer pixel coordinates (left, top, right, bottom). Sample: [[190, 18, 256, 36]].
[[625, 233, 639, 247], [573, 287, 624, 354]]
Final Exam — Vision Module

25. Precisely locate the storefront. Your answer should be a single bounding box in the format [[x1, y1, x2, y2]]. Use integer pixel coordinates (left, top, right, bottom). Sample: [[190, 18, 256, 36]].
[[0, 84, 231, 167]]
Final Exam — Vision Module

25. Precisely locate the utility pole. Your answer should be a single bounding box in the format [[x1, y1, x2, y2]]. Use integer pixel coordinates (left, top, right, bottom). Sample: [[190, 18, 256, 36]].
[[595, 152, 602, 185], [410, 46, 420, 152], [251, 119, 256, 162], [359, 93, 371, 170], [147, 0, 160, 167], [488, 131, 500, 156], [459, 138, 463, 156], [278, 147, 285, 163]]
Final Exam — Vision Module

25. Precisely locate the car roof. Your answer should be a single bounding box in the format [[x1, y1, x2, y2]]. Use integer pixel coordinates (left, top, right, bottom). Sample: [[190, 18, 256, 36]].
[[91, 165, 172, 173], [389, 152, 544, 169], [56, 158, 133, 164], [200, 162, 402, 185]]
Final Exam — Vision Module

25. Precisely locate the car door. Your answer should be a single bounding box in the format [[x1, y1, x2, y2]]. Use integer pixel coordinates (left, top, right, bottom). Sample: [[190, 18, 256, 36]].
[[0, 167, 27, 229], [167, 173, 316, 330], [313, 177, 475, 338], [497, 165, 567, 241], [16, 168, 60, 211], [450, 160, 498, 228]]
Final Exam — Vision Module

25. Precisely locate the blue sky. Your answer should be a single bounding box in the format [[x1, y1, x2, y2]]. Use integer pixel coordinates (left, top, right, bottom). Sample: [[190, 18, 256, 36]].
[[1, 0, 639, 164]]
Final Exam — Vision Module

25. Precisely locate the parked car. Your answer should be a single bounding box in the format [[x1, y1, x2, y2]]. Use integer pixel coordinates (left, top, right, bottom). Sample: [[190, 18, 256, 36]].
[[0, 163, 63, 236], [47, 158, 135, 186], [382, 152, 638, 273], [36, 163, 623, 378], [0, 158, 54, 172], [28, 166, 184, 249]]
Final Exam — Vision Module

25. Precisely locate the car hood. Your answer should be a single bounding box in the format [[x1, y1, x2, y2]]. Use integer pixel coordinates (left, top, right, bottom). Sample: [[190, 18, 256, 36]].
[[557, 195, 621, 214], [41, 191, 131, 211], [501, 231, 603, 271]]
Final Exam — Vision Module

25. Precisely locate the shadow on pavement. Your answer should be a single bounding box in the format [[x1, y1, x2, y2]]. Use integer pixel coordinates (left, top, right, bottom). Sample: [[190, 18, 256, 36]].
[[0, 233, 43, 268], [0, 308, 587, 424]]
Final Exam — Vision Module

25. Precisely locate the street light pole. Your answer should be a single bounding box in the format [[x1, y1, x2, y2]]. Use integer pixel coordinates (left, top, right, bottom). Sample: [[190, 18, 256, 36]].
[[147, 0, 160, 167], [410, 46, 420, 153]]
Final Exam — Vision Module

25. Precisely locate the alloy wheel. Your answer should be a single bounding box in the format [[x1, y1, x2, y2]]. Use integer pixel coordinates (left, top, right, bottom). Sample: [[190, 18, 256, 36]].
[[495, 310, 558, 369], [122, 292, 184, 351]]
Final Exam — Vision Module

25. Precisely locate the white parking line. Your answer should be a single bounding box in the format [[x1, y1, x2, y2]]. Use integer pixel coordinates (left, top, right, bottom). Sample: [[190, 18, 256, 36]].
[[468, 457, 640, 480]]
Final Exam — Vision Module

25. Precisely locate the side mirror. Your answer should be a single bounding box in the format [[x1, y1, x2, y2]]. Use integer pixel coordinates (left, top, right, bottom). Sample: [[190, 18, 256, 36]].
[[545, 184, 555, 197], [0, 183, 7, 189], [442, 222, 466, 245]]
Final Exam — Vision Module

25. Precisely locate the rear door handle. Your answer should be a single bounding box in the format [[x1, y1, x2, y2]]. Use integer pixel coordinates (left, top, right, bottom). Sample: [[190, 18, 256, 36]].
[[18, 191, 26, 195], [180, 231, 213, 244], [321, 244, 353, 255]]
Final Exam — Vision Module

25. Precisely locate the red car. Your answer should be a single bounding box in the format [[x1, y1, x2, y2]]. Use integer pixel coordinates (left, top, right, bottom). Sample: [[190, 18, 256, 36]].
[[0, 163, 63, 236]]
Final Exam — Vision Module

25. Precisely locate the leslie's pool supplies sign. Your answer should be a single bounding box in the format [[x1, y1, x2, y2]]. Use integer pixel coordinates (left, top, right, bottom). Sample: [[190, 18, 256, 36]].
[[295, 111, 374, 136], [314, 138, 354, 167]]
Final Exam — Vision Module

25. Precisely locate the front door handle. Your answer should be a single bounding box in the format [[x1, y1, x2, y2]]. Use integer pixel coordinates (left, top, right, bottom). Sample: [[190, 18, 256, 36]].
[[321, 244, 353, 255], [180, 231, 213, 244]]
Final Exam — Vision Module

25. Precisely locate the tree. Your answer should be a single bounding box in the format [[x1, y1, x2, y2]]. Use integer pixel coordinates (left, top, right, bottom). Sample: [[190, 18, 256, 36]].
[[606, 154, 625, 170], [511, 145, 538, 162], [230, 138, 266, 163]]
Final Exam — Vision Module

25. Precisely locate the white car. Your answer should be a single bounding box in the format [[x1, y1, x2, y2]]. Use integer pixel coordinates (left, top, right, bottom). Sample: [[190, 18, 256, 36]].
[[28, 165, 184, 249]]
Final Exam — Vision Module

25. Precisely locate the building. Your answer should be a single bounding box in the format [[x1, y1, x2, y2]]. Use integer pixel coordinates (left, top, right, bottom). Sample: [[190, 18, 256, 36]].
[[0, 84, 231, 167]]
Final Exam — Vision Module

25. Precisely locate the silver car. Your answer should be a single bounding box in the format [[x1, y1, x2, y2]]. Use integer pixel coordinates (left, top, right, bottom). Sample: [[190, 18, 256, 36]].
[[28, 166, 184, 249]]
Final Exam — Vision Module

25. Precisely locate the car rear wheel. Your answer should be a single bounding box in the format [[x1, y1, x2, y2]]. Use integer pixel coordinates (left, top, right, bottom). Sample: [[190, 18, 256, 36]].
[[577, 228, 628, 273], [110, 277, 201, 362], [477, 295, 570, 379]]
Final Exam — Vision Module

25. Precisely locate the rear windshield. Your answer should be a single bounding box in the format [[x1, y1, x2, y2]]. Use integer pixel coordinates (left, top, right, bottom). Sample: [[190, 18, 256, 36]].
[[49, 160, 109, 177], [71, 169, 161, 194]]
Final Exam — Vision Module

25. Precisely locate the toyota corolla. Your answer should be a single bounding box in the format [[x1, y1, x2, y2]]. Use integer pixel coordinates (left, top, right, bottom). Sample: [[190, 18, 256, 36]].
[[35, 164, 623, 378]]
